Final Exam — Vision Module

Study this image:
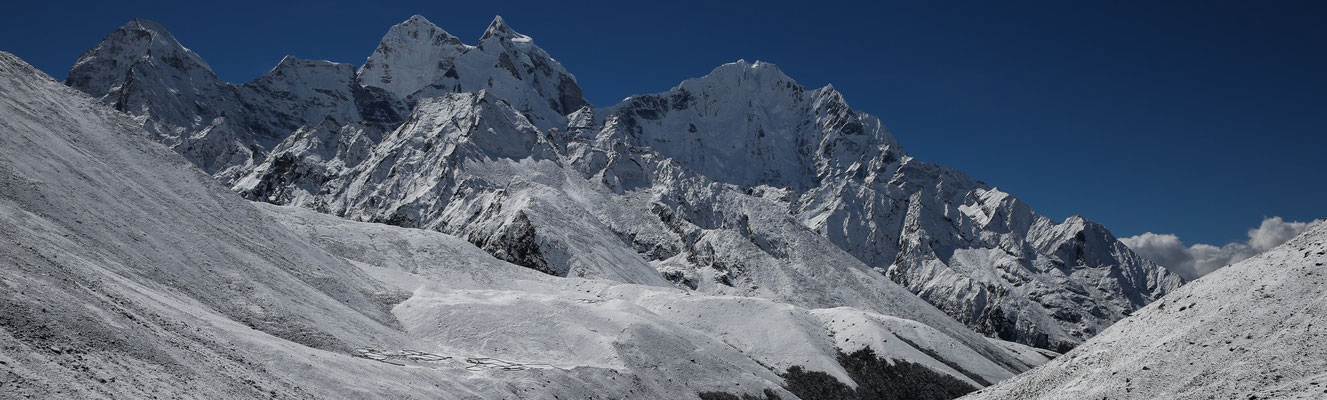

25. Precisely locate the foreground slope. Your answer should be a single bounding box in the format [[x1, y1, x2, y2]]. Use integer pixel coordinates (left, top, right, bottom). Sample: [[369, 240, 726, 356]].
[[964, 222, 1327, 399], [2, 51, 1042, 399], [0, 50, 430, 398]]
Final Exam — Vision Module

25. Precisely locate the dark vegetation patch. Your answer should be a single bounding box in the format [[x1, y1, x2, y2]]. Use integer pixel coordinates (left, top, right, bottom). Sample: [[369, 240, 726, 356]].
[[697, 388, 781, 400], [781, 348, 978, 400]]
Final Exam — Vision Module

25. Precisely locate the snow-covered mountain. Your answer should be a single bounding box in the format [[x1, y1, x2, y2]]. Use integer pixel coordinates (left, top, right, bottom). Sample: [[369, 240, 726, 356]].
[[964, 221, 1327, 399], [3, 50, 1048, 398], [582, 61, 1183, 351], [64, 19, 257, 177], [359, 15, 586, 129], [64, 19, 409, 182], [64, 15, 1183, 352]]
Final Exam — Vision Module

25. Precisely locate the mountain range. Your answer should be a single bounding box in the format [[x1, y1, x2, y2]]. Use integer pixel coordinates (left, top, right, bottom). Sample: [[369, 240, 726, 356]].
[[65, 15, 1182, 353], [2, 47, 1034, 399], [5, 13, 1318, 400]]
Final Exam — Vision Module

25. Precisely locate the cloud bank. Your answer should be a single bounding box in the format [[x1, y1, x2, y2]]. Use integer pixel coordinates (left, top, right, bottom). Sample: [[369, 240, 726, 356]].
[[1121, 217, 1323, 280]]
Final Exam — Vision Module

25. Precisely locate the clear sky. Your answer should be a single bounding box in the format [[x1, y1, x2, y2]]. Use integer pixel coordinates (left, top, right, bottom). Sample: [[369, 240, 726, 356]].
[[1, 0, 1323, 246]]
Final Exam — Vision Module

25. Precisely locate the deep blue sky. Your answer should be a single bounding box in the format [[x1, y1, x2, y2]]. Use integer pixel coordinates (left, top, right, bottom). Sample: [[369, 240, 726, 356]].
[[2, 0, 1323, 245]]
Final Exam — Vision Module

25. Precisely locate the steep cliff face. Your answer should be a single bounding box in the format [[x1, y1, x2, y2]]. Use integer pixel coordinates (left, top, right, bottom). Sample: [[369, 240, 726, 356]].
[[64, 16, 1181, 352]]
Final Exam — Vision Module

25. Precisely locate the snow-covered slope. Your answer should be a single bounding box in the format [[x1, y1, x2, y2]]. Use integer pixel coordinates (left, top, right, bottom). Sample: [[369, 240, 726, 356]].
[[1, 50, 416, 398], [964, 222, 1327, 399], [64, 16, 1182, 352], [3, 50, 1043, 398], [260, 202, 1042, 396]]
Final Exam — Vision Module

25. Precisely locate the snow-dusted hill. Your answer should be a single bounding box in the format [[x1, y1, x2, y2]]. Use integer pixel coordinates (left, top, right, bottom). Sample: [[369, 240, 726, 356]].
[[3, 50, 1049, 398], [1, 50, 412, 398], [64, 15, 1183, 352], [963, 222, 1327, 399]]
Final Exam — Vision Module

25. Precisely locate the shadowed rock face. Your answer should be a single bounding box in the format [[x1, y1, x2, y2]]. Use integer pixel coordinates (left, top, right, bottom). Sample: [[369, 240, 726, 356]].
[[65, 16, 1180, 353]]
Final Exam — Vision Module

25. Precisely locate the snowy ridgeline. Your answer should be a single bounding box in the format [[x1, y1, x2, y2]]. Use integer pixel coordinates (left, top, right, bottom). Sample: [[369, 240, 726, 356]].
[[1, 51, 1054, 398], [63, 15, 1185, 355]]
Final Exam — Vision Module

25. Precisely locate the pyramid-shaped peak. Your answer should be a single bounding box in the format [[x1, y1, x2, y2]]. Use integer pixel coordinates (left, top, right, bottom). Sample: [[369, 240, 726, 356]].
[[112, 18, 187, 50], [480, 15, 530, 42], [383, 14, 461, 44], [124, 18, 171, 35], [359, 15, 472, 99], [276, 54, 300, 66], [72, 18, 214, 74], [403, 14, 433, 26]]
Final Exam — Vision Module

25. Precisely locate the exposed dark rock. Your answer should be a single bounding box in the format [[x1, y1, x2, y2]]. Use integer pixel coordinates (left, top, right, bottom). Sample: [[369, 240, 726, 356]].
[[697, 389, 782, 400], [781, 348, 978, 400]]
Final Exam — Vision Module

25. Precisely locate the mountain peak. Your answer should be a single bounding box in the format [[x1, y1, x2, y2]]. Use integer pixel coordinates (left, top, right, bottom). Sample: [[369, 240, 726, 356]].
[[715, 60, 789, 79], [480, 15, 530, 42], [675, 59, 796, 95], [125, 18, 170, 36], [358, 15, 470, 99], [275, 54, 299, 67], [78, 18, 213, 73], [66, 18, 221, 111], [404, 14, 432, 26], [383, 14, 460, 44]]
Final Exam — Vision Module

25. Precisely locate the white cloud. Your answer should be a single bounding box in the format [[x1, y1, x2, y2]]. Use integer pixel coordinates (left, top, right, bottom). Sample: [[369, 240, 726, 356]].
[[1121, 217, 1322, 280]]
